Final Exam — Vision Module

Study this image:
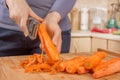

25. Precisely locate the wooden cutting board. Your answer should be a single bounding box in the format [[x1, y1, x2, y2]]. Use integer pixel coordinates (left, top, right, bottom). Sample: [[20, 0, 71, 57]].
[[0, 53, 120, 80]]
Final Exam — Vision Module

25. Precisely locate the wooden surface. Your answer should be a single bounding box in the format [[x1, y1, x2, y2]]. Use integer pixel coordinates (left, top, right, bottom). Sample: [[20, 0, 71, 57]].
[[0, 53, 120, 80]]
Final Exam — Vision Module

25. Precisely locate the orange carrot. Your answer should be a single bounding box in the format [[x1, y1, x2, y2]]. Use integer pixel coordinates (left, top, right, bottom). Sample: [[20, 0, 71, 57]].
[[38, 23, 60, 62], [25, 64, 41, 73], [28, 54, 37, 63], [65, 57, 87, 74], [77, 66, 89, 74], [93, 58, 120, 72], [84, 51, 106, 69], [57, 60, 70, 72], [57, 56, 87, 72], [21, 60, 29, 68], [66, 63, 77, 74], [50, 69, 57, 75], [93, 60, 120, 78], [24, 55, 37, 68], [38, 63, 51, 70], [34, 54, 43, 63], [66, 61, 86, 74]]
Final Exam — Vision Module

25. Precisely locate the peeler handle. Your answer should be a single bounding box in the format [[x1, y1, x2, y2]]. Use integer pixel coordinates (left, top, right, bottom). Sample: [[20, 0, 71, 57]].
[[27, 17, 40, 40]]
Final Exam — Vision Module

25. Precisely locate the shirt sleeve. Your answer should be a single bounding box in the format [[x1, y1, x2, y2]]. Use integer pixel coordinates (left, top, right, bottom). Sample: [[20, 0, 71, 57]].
[[49, 0, 76, 19], [0, 0, 8, 8]]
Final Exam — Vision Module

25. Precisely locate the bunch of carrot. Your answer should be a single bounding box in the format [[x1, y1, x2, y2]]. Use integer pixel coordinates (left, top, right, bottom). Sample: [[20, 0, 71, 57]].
[[57, 51, 106, 75], [57, 56, 88, 74], [20, 22, 120, 79], [56, 51, 120, 79], [21, 51, 120, 79]]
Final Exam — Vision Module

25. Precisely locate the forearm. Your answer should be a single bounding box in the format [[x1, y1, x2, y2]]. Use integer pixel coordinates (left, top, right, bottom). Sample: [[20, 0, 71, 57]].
[[49, 0, 76, 20]]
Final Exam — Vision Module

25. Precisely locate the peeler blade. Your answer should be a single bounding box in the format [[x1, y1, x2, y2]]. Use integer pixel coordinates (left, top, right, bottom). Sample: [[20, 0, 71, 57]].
[[27, 17, 40, 40]]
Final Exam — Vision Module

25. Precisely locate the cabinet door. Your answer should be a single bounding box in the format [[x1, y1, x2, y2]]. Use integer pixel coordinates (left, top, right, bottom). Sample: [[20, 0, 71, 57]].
[[108, 40, 120, 52], [69, 37, 91, 53], [92, 38, 107, 52]]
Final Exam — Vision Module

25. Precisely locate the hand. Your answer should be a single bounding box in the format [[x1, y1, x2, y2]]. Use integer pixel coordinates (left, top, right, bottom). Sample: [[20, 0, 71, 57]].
[[43, 12, 62, 53], [6, 0, 43, 36]]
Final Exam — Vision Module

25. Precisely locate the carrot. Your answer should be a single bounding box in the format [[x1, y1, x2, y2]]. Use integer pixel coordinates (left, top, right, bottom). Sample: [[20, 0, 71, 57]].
[[65, 63, 77, 74], [66, 61, 86, 74], [72, 56, 87, 63], [93, 58, 120, 72], [50, 69, 57, 75], [57, 60, 69, 72], [24, 55, 37, 68], [28, 54, 37, 62], [93, 60, 120, 78], [51, 60, 61, 70], [21, 60, 29, 68], [25, 64, 41, 73], [57, 56, 87, 72], [50, 59, 62, 74], [65, 56, 87, 74], [38, 23, 60, 62], [38, 63, 51, 70], [84, 51, 106, 69], [25, 65, 35, 73], [77, 66, 89, 74], [34, 54, 43, 63]]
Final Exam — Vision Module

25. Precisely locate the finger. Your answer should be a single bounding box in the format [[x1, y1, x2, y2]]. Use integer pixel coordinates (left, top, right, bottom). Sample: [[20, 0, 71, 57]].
[[52, 31, 61, 52], [20, 16, 29, 36], [57, 35, 62, 52], [52, 33, 58, 47], [39, 42, 45, 50], [47, 29, 53, 39], [30, 9, 43, 22]]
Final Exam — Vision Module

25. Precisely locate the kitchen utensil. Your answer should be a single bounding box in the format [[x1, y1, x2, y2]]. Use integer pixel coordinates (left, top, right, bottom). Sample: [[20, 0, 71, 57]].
[[27, 17, 40, 40]]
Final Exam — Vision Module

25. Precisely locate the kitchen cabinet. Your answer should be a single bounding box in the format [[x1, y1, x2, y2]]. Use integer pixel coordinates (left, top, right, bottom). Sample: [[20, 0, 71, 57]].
[[69, 37, 91, 53], [108, 40, 120, 52], [70, 31, 120, 53], [91, 37, 107, 52]]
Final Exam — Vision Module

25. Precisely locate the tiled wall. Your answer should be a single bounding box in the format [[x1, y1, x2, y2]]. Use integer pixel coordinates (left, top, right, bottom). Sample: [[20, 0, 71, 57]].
[[70, 0, 117, 31]]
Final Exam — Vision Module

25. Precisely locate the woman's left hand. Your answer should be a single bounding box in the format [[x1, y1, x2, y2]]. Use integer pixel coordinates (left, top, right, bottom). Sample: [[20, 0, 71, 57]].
[[43, 12, 62, 53]]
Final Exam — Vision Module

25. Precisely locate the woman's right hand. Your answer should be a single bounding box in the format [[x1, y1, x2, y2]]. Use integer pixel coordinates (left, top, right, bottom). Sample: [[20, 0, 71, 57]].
[[6, 0, 43, 36]]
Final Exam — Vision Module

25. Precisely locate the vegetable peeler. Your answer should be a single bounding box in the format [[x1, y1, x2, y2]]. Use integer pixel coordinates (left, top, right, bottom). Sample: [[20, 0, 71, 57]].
[[27, 17, 40, 40]]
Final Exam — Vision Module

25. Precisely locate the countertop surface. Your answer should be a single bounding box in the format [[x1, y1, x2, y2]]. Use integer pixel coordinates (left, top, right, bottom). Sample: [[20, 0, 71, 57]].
[[0, 53, 120, 80], [71, 30, 120, 41]]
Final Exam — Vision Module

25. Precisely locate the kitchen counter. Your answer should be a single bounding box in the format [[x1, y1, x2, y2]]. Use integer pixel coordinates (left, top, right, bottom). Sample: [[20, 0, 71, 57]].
[[0, 53, 120, 80], [71, 30, 120, 41]]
